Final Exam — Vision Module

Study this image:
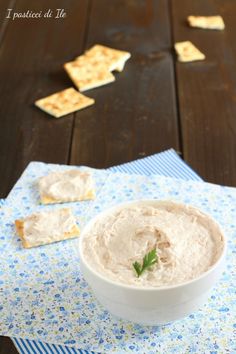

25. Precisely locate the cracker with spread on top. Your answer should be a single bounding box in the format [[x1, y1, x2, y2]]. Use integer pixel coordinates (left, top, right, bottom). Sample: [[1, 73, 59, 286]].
[[187, 15, 225, 30], [39, 169, 95, 204], [175, 41, 206, 63], [15, 208, 80, 248], [35, 88, 94, 118]]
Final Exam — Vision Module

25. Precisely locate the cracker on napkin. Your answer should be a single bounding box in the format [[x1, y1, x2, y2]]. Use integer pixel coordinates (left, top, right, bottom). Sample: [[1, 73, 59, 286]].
[[15, 208, 80, 248], [81, 44, 131, 72], [39, 170, 95, 204], [35, 88, 94, 118], [187, 15, 225, 30], [175, 41, 205, 62], [64, 56, 115, 92]]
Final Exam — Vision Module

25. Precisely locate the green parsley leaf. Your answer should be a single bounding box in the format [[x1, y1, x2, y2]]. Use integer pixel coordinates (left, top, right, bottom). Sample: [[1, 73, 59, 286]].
[[132, 248, 158, 277]]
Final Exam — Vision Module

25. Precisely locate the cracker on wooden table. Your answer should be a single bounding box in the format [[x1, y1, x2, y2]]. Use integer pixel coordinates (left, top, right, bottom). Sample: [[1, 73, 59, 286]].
[[39, 169, 96, 204], [81, 44, 131, 72], [15, 208, 80, 248], [35, 88, 94, 118], [174, 41, 205, 63], [64, 56, 115, 92], [187, 15, 225, 30]]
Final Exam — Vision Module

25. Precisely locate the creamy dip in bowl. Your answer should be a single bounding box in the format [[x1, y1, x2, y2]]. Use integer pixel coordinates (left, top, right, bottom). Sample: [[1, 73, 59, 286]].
[[79, 200, 226, 325]]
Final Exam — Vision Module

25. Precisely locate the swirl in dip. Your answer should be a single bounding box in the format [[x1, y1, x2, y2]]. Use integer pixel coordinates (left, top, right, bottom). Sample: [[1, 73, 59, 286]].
[[81, 201, 224, 287]]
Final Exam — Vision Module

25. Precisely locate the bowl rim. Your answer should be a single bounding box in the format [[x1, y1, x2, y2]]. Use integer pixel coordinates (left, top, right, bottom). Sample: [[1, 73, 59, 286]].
[[79, 199, 227, 291]]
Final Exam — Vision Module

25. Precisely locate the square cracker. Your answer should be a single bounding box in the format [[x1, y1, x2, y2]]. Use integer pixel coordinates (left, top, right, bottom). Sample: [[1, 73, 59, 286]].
[[187, 15, 225, 30], [15, 208, 80, 248], [80, 44, 131, 72], [175, 41, 205, 63], [39, 169, 96, 204], [64, 56, 115, 92], [35, 88, 94, 118]]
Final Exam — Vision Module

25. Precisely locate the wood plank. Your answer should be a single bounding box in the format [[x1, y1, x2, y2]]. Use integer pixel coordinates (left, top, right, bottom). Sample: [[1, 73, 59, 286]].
[[171, 0, 236, 186], [70, 0, 179, 168], [0, 0, 89, 198], [0, 1, 16, 43], [0, 337, 17, 354]]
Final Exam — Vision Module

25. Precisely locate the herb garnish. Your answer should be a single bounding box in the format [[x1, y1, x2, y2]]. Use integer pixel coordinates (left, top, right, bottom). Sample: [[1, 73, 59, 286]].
[[133, 248, 158, 277]]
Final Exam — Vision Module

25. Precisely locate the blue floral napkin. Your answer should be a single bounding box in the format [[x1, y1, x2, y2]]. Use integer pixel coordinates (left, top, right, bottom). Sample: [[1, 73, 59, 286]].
[[0, 149, 235, 354]]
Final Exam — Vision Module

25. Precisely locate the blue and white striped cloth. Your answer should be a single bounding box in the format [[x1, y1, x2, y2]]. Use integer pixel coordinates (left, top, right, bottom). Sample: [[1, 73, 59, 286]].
[[10, 148, 202, 354], [108, 149, 201, 181]]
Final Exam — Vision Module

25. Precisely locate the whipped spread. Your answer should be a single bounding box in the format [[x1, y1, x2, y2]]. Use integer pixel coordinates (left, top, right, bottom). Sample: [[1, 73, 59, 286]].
[[82, 201, 224, 287], [39, 169, 94, 202], [23, 208, 77, 247]]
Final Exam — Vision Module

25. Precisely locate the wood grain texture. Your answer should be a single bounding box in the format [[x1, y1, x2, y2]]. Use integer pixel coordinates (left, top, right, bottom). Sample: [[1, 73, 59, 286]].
[[70, 0, 179, 168], [0, 0, 89, 198], [0, 337, 17, 354], [171, 0, 236, 186], [0, 0, 16, 44]]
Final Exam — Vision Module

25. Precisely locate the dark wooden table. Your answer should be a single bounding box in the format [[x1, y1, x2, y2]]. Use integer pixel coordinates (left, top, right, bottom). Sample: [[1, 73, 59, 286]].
[[1, 0, 236, 352]]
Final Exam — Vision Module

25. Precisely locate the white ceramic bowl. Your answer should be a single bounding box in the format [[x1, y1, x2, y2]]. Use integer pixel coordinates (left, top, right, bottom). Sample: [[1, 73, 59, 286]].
[[79, 200, 226, 325]]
